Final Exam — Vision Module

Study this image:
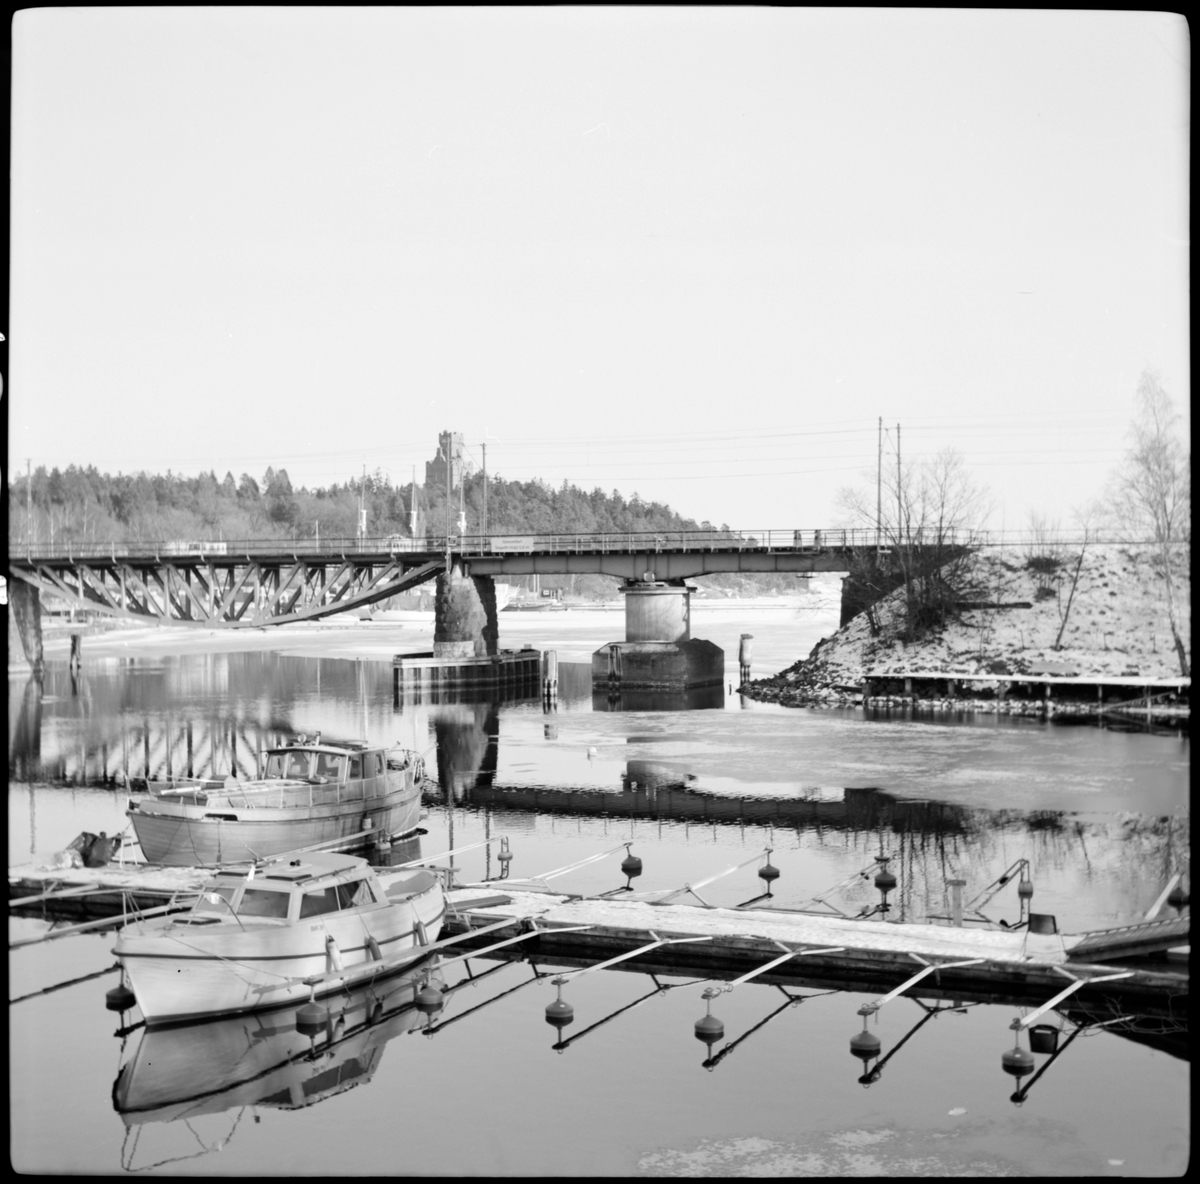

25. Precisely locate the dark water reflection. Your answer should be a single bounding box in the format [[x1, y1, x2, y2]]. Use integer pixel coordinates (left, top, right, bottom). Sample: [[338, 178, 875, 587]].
[[8, 649, 1191, 1176]]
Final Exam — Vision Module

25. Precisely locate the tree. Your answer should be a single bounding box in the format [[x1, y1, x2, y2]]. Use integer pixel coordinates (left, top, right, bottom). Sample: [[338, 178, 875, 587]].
[[1107, 370, 1190, 675], [836, 447, 991, 642]]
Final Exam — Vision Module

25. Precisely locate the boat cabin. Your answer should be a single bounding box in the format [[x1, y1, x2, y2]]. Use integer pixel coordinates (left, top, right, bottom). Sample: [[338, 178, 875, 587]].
[[191, 854, 383, 924], [260, 739, 410, 791]]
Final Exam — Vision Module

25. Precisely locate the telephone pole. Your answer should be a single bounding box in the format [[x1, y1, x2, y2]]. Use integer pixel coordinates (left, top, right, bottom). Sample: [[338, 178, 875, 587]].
[[876, 418, 882, 553], [481, 442, 488, 537], [896, 423, 902, 543]]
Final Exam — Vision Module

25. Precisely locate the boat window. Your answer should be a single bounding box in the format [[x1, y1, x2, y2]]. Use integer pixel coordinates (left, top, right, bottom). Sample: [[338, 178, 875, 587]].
[[285, 752, 312, 779], [372, 753, 385, 777], [299, 887, 341, 918], [348, 756, 362, 779], [264, 754, 287, 779], [237, 887, 291, 918], [335, 879, 376, 908], [195, 885, 237, 915], [313, 753, 345, 781]]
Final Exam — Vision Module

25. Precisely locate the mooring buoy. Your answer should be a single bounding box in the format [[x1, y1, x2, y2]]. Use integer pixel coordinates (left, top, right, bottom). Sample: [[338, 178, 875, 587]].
[[621, 846, 643, 886], [1002, 1019, 1035, 1077], [873, 858, 897, 894], [416, 982, 445, 1014], [545, 976, 574, 1030], [296, 999, 330, 1034], [695, 987, 724, 1047], [105, 982, 136, 1012], [758, 856, 780, 890], [850, 1005, 882, 1062]]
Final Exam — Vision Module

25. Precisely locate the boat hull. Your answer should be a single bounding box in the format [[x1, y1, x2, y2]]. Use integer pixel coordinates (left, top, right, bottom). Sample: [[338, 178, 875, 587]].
[[129, 777, 422, 867], [116, 888, 444, 1024]]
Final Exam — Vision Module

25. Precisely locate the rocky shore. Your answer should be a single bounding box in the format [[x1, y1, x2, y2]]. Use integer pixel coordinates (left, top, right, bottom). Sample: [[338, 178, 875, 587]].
[[742, 544, 1190, 720]]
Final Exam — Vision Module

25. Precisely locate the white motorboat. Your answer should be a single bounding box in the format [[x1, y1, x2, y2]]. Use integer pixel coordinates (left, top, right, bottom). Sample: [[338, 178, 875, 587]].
[[113, 851, 444, 1024]]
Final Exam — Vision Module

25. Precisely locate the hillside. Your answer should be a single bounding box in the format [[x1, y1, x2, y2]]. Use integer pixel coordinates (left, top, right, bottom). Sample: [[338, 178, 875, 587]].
[[745, 544, 1190, 706]]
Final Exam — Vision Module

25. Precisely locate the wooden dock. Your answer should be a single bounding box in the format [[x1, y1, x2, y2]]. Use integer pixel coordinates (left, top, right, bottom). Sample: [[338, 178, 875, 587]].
[[861, 671, 1190, 718]]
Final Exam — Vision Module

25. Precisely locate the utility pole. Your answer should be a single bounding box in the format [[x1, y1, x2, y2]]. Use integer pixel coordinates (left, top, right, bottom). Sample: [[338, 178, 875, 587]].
[[409, 464, 419, 538], [358, 463, 368, 543], [481, 442, 488, 537], [27, 458, 32, 547], [876, 418, 882, 554], [896, 423, 902, 544], [443, 440, 452, 572]]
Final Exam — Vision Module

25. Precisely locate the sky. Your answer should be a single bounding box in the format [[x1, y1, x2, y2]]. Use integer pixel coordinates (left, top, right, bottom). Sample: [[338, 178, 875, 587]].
[[8, 8, 1189, 533]]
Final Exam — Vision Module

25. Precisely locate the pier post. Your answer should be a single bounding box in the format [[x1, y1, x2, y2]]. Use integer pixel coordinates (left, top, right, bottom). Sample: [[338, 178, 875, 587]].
[[1044, 683, 1052, 718], [738, 633, 753, 684], [948, 878, 966, 927], [542, 650, 558, 703]]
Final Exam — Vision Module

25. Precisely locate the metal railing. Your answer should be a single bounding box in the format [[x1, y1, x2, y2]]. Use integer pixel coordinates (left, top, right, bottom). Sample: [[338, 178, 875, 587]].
[[9, 527, 1148, 564]]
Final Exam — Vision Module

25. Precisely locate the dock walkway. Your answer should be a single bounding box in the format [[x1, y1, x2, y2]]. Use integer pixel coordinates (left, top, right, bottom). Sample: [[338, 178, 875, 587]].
[[10, 864, 1187, 1006]]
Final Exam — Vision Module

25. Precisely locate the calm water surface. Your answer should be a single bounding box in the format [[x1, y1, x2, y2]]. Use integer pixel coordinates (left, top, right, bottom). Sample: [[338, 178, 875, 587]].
[[8, 606, 1189, 1176]]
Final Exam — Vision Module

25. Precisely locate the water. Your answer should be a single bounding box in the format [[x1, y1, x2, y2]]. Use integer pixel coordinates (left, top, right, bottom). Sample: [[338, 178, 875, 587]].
[[8, 601, 1190, 1176]]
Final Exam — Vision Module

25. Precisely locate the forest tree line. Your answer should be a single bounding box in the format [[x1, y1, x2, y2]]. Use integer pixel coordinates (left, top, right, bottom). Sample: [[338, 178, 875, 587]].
[[6, 465, 730, 547]]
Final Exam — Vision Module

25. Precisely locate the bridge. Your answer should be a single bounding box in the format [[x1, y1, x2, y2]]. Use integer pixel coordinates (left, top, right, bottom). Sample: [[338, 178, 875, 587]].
[[4, 528, 907, 666], [6, 526, 1070, 674]]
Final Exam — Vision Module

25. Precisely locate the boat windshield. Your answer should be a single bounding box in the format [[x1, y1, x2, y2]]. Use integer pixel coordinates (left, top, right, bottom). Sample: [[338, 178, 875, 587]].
[[298, 878, 377, 917], [195, 884, 237, 915], [263, 751, 346, 780], [236, 887, 291, 918]]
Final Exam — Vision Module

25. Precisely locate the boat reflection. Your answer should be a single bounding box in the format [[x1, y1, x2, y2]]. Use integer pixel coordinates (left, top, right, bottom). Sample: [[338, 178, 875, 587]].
[[113, 960, 441, 1168]]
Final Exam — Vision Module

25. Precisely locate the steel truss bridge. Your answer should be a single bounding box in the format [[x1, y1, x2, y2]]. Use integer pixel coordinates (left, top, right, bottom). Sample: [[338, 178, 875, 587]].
[[5, 527, 1098, 629]]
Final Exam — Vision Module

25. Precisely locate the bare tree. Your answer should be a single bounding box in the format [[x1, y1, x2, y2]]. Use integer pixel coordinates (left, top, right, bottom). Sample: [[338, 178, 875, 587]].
[[1107, 370, 1190, 676], [836, 447, 990, 642]]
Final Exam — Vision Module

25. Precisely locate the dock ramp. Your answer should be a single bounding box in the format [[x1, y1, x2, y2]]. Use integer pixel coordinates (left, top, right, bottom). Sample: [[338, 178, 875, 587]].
[[1067, 915, 1189, 963]]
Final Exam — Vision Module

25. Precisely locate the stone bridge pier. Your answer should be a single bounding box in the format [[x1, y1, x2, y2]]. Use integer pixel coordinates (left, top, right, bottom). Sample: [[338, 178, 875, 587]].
[[592, 579, 723, 691], [8, 579, 43, 674], [434, 562, 499, 658]]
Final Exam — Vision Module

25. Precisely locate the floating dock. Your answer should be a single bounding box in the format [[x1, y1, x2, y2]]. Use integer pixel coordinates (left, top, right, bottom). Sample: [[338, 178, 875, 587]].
[[10, 860, 1187, 1011], [435, 889, 1186, 1007]]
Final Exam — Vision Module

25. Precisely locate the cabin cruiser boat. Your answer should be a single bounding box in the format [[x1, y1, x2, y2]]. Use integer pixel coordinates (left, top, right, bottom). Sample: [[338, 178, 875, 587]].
[[113, 851, 444, 1024], [127, 735, 425, 867]]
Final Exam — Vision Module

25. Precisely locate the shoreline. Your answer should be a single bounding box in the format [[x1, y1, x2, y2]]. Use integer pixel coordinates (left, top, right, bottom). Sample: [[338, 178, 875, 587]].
[[742, 682, 1190, 723]]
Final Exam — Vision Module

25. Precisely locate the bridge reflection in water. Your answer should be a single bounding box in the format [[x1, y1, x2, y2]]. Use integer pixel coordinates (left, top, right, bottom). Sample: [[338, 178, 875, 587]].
[[9, 663, 1045, 847]]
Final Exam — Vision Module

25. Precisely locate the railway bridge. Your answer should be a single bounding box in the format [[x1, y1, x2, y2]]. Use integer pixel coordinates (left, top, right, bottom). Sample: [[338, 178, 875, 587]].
[[6, 528, 959, 672]]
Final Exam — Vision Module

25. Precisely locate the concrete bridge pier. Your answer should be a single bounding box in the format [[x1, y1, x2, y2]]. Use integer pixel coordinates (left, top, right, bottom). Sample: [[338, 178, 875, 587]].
[[591, 579, 723, 691], [434, 562, 498, 658], [8, 579, 43, 675]]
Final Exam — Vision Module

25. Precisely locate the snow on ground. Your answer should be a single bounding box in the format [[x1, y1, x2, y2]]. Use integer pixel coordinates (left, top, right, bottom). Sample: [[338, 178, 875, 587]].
[[749, 544, 1190, 704]]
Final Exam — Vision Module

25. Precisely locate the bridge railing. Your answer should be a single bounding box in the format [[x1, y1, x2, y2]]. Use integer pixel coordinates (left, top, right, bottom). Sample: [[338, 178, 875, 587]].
[[9, 527, 1132, 564]]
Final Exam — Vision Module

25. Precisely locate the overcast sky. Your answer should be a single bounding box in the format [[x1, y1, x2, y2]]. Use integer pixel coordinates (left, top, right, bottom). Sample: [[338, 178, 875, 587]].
[[9, 8, 1189, 531]]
